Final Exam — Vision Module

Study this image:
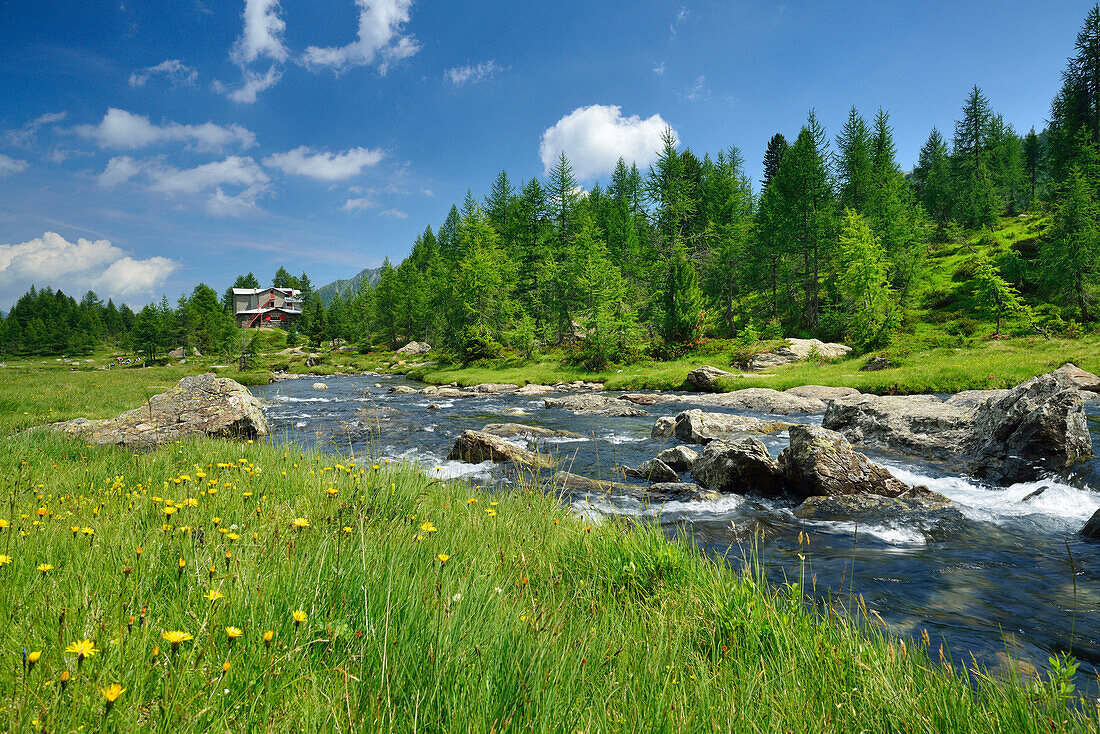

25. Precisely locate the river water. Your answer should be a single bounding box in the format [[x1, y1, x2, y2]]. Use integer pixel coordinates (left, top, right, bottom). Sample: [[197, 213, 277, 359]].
[[251, 374, 1100, 688]]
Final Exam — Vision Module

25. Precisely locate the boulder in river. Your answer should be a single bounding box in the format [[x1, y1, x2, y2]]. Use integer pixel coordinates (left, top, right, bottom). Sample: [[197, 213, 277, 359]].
[[777, 424, 911, 501], [312, 382, 329, 391], [822, 393, 971, 460], [547, 471, 617, 493], [1050, 362, 1100, 392], [963, 372, 1093, 483], [647, 483, 721, 502], [543, 395, 650, 417], [943, 390, 1009, 410], [686, 365, 735, 392], [447, 430, 555, 469], [783, 385, 861, 403], [690, 437, 783, 496], [693, 388, 826, 415], [652, 416, 676, 438], [481, 423, 580, 440], [622, 458, 680, 483], [654, 445, 699, 471], [794, 489, 957, 522], [388, 385, 418, 394], [1082, 508, 1100, 539], [46, 373, 268, 449], [672, 409, 790, 444]]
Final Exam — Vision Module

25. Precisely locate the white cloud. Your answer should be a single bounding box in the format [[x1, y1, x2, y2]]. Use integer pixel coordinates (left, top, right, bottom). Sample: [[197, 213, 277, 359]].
[[214, 66, 282, 104], [75, 108, 256, 152], [683, 75, 709, 101], [379, 207, 407, 218], [303, 0, 419, 74], [129, 59, 198, 87], [231, 0, 288, 64], [539, 104, 674, 180], [445, 60, 503, 85], [653, 61, 665, 76], [341, 197, 378, 212], [263, 146, 384, 181], [0, 153, 28, 178], [98, 155, 270, 217], [0, 231, 178, 304], [5, 111, 67, 147]]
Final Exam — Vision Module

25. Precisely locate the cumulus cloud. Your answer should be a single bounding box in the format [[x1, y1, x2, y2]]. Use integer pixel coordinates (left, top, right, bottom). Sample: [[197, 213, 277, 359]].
[[263, 146, 384, 181], [0, 153, 29, 179], [341, 197, 378, 212], [217, 0, 287, 102], [213, 66, 283, 104], [74, 108, 256, 152], [445, 60, 503, 85], [539, 104, 674, 180], [129, 59, 198, 87], [5, 111, 67, 147], [303, 0, 419, 74], [0, 231, 178, 304], [231, 0, 288, 64], [98, 155, 270, 217]]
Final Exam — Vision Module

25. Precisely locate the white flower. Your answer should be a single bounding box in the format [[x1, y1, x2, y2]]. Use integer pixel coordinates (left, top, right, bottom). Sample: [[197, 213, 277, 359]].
[[451, 593, 463, 603]]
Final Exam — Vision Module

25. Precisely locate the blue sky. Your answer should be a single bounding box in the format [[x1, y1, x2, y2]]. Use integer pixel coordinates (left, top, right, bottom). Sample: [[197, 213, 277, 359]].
[[0, 0, 1092, 309]]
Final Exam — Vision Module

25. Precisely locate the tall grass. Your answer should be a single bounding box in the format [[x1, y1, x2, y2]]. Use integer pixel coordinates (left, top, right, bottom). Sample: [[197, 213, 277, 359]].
[[0, 430, 1096, 732]]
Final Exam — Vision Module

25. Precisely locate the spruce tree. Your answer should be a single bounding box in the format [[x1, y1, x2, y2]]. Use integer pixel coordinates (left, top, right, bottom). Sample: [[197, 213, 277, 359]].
[[836, 107, 873, 212], [761, 133, 788, 191], [973, 252, 1024, 335], [1043, 164, 1100, 319]]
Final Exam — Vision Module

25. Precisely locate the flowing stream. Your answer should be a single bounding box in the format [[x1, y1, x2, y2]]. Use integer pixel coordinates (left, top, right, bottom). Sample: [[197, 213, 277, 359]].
[[252, 374, 1100, 689]]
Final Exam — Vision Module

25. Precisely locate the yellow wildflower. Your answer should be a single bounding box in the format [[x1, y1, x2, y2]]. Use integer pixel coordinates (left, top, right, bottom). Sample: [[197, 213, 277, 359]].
[[292, 609, 307, 625], [65, 639, 99, 661], [37, 563, 53, 573], [204, 589, 224, 602], [437, 554, 450, 563], [292, 517, 310, 529]]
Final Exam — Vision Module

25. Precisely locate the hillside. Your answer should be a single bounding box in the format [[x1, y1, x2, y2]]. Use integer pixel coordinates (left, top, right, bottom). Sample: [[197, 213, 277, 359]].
[[314, 266, 383, 305]]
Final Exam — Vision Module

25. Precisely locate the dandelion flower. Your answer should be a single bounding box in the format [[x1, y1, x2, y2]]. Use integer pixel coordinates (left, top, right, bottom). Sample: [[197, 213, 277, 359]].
[[163, 506, 177, 516], [27, 650, 41, 671], [292, 517, 310, 529], [37, 563, 53, 574], [292, 610, 307, 626], [225, 626, 243, 643], [485, 509, 497, 517], [65, 639, 99, 663], [59, 670, 70, 689], [204, 589, 224, 602], [162, 630, 193, 650], [0, 555, 10, 566], [101, 683, 124, 711], [263, 630, 274, 646], [467, 498, 477, 504], [437, 554, 450, 563], [222, 661, 232, 673], [419, 521, 437, 533]]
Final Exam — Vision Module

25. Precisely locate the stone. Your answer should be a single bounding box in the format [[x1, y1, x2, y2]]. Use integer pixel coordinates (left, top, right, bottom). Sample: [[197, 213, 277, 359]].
[[622, 458, 680, 483], [647, 483, 721, 502], [311, 382, 328, 391], [426, 403, 442, 410], [1082, 508, 1100, 539], [777, 425, 911, 501], [168, 347, 185, 359], [794, 489, 957, 522], [686, 365, 735, 392], [654, 445, 699, 471], [672, 409, 790, 444], [747, 338, 852, 371], [783, 385, 861, 402], [191, 347, 202, 357], [516, 383, 554, 395], [480, 423, 580, 439], [822, 393, 972, 460], [468, 383, 518, 394], [963, 372, 1093, 483], [338, 346, 356, 353], [447, 430, 555, 469], [387, 385, 419, 394], [543, 395, 650, 417], [1050, 363, 1100, 392], [861, 356, 892, 371], [547, 471, 617, 493], [396, 341, 432, 356], [944, 390, 1009, 409], [691, 438, 782, 496], [652, 416, 676, 438], [694, 388, 826, 415], [46, 373, 267, 449], [305, 354, 321, 367]]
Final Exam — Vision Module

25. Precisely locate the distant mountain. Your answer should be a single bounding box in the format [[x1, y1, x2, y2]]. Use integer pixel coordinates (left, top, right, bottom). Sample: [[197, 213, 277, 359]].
[[315, 267, 383, 305]]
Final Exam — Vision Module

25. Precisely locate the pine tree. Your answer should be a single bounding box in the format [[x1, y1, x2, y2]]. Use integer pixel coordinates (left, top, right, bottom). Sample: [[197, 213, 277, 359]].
[[761, 133, 788, 191], [913, 128, 952, 224], [836, 107, 873, 212], [547, 151, 579, 254], [973, 252, 1024, 335], [1043, 164, 1100, 319], [1023, 127, 1043, 207], [837, 210, 894, 346], [661, 242, 703, 346]]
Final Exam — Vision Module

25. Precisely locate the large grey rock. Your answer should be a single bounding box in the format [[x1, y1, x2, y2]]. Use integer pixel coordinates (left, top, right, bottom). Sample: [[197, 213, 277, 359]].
[[168, 346, 186, 359], [447, 430, 555, 469], [691, 437, 782, 496], [544, 395, 650, 417], [47, 373, 268, 449], [516, 383, 554, 396], [312, 382, 329, 391], [1083, 508, 1100, 539], [686, 365, 735, 392], [388, 385, 418, 394], [395, 341, 432, 356], [672, 409, 790, 444], [1051, 363, 1100, 392], [822, 393, 972, 460], [652, 416, 676, 438], [861, 356, 892, 372], [963, 372, 1093, 483], [747, 338, 852, 370], [778, 425, 911, 501], [646, 483, 721, 502], [654, 445, 699, 471], [784, 385, 861, 402], [622, 458, 680, 483], [694, 388, 826, 415], [548, 471, 617, 493], [795, 489, 957, 522], [944, 390, 1009, 409], [468, 383, 518, 394], [481, 423, 579, 440]]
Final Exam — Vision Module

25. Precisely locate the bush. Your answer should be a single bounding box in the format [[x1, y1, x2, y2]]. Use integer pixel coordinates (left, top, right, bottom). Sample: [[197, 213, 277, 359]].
[[762, 318, 783, 341]]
